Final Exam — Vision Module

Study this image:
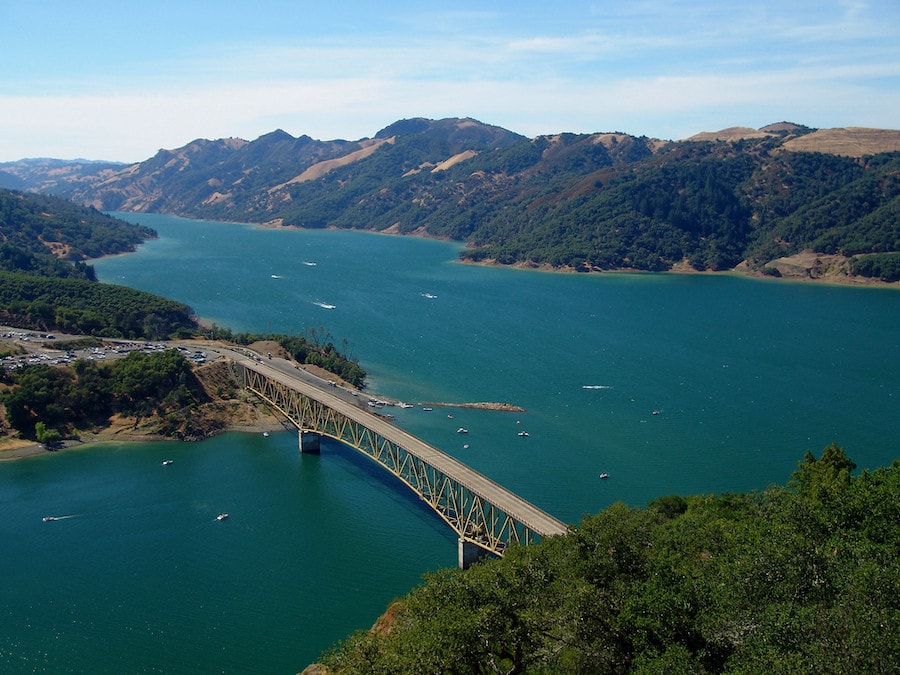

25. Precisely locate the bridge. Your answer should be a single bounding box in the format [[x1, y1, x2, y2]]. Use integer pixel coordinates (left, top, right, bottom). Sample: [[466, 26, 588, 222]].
[[226, 353, 568, 568]]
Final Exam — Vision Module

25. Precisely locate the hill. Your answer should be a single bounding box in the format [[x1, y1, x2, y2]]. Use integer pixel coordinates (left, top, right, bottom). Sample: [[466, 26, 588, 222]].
[[0, 188, 200, 338], [314, 445, 899, 673], [0, 187, 155, 261], [3, 119, 899, 282]]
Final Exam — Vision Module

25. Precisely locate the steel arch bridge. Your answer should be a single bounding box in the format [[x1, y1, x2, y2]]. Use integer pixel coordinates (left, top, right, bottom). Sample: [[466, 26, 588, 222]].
[[233, 359, 567, 566]]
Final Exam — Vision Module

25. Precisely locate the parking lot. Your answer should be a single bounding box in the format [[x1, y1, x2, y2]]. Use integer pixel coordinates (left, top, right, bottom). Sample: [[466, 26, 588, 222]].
[[0, 328, 209, 372]]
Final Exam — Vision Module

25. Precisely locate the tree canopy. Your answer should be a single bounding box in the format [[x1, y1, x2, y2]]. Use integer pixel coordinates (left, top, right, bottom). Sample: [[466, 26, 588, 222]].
[[1, 350, 204, 438], [321, 445, 899, 673]]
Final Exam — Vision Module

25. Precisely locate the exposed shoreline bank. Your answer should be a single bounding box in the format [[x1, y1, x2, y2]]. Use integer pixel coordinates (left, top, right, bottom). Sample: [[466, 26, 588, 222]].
[[458, 254, 899, 288], [0, 416, 287, 462]]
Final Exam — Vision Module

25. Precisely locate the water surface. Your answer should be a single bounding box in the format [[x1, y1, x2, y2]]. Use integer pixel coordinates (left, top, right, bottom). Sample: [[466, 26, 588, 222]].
[[1, 213, 896, 672]]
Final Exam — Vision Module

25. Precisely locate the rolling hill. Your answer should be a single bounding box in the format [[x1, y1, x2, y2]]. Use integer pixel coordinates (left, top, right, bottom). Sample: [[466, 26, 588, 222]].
[[2, 118, 898, 282]]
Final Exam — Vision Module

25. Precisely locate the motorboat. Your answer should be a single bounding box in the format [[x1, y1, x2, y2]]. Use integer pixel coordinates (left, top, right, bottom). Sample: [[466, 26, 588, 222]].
[[599, 473, 609, 479], [216, 513, 229, 521], [162, 459, 174, 466], [517, 431, 529, 437], [457, 427, 468, 434]]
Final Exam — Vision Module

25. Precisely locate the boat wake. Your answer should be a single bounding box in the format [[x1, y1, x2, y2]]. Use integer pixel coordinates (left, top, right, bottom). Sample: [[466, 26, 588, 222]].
[[582, 385, 612, 390], [42, 515, 76, 522]]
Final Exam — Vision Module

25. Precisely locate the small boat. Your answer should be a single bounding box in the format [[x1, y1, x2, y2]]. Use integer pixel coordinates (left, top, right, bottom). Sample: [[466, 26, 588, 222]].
[[599, 473, 609, 479], [162, 459, 174, 466], [216, 513, 229, 521], [652, 409, 660, 415], [422, 407, 433, 412], [463, 444, 469, 449], [457, 427, 468, 434], [262, 432, 269, 437], [518, 431, 529, 437], [42, 516, 59, 522]]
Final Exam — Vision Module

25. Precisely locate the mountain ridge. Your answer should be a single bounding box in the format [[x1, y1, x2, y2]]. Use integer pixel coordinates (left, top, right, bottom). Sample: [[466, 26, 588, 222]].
[[1, 118, 898, 281]]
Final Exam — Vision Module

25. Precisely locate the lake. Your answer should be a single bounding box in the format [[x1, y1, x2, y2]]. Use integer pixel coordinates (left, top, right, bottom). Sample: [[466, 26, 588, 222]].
[[1, 213, 896, 672]]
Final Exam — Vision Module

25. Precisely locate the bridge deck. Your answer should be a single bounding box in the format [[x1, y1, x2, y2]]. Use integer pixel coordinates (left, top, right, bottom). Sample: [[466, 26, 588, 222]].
[[233, 354, 568, 540]]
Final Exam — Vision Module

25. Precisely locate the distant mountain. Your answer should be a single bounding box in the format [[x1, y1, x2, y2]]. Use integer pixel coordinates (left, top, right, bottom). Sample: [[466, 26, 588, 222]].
[[0, 157, 127, 195], [3, 118, 898, 280]]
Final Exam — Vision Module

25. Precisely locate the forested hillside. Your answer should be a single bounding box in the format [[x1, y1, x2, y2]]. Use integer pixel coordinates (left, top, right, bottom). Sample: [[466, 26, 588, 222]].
[[4, 118, 898, 280], [0, 271, 196, 338], [318, 445, 899, 674], [0, 188, 199, 338], [0, 187, 154, 260]]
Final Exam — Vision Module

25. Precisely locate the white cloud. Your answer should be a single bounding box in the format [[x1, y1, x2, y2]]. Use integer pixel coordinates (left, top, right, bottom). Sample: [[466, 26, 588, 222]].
[[1, 0, 897, 161]]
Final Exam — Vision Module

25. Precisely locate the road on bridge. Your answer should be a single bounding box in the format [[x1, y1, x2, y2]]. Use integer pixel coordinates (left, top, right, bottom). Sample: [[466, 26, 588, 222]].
[[217, 347, 569, 540]]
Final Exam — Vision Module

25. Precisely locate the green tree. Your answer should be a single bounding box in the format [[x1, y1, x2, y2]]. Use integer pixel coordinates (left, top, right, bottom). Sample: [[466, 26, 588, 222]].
[[34, 421, 62, 447]]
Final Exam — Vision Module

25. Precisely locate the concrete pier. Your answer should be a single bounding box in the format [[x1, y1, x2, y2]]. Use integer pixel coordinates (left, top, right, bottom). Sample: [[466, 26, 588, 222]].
[[458, 538, 489, 569], [299, 429, 321, 454]]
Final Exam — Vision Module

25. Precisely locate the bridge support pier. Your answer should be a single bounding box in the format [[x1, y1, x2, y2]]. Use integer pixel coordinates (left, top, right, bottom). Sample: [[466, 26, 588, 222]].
[[298, 429, 321, 454], [458, 538, 489, 569]]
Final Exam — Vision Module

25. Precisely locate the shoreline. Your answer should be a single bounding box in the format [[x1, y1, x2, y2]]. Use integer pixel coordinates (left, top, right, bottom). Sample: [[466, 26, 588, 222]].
[[110, 214, 896, 290], [457, 254, 899, 289], [0, 417, 287, 462], [249, 220, 898, 289]]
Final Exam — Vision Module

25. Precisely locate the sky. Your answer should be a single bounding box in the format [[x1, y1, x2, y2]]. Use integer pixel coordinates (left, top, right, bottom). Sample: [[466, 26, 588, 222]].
[[2, 0, 898, 163]]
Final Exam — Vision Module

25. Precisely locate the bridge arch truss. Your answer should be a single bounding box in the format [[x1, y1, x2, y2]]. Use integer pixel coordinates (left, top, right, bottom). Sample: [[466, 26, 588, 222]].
[[237, 362, 567, 559]]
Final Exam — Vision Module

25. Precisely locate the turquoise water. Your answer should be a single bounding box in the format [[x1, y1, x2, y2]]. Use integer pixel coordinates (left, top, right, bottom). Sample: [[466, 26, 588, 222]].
[[1, 213, 897, 672]]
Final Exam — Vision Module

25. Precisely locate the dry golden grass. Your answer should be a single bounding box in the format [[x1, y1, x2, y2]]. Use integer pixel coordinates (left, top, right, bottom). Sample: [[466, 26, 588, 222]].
[[686, 125, 900, 157], [782, 127, 900, 157]]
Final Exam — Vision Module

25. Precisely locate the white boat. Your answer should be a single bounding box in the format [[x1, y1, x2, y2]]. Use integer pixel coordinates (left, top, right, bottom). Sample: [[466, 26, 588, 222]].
[[262, 432, 269, 437], [457, 427, 468, 434], [162, 459, 174, 466], [422, 407, 433, 412], [599, 473, 609, 479], [42, 516, 58, 522], [517, 431, 529, 437], [216, 513, 229, 521]]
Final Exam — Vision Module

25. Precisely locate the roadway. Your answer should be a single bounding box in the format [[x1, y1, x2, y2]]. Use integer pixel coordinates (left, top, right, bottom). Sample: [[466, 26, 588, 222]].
[[226, 349, 569, 539]]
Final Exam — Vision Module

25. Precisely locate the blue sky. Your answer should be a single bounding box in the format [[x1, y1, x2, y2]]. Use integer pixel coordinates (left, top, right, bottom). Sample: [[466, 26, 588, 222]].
[[2, 0, 898, 162]]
